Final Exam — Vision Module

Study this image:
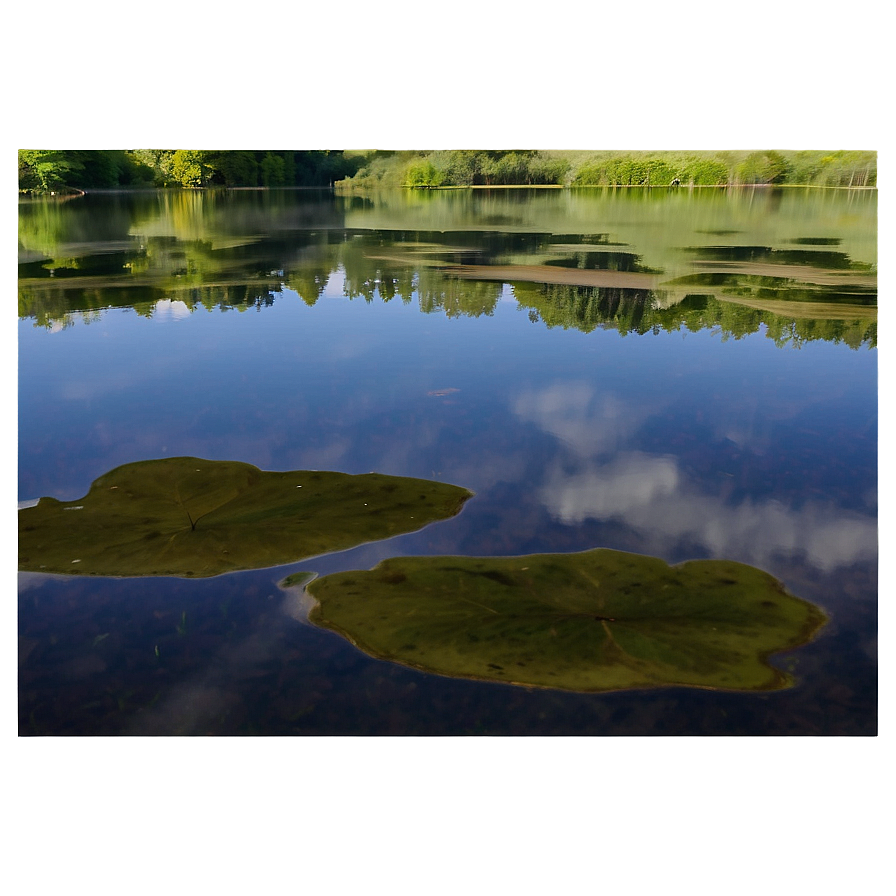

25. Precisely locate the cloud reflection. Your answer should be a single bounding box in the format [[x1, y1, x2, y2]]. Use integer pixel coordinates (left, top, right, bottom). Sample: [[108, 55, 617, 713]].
[[540, 458, 876, 572], [512, 384, 652, 457], [515, 382, 876, 573], [153, 298, 191, 321]]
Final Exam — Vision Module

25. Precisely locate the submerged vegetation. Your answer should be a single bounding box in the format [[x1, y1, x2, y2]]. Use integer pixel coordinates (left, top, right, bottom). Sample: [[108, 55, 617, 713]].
[[18, 148, 877, 194], [299, 549, 828, 693]]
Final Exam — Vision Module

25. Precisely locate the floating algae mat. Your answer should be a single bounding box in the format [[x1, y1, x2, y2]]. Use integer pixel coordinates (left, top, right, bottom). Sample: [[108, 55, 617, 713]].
[[18, 457, 473, 577], [300, 549, 827, 693]]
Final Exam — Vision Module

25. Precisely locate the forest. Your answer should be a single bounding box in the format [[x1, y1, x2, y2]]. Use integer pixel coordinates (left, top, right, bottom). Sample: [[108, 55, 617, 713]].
[[17, 150, 361, 192], [18, 148, 877, 193]]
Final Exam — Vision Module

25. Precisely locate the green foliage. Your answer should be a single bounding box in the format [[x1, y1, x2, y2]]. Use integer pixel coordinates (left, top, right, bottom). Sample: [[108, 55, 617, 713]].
[[345, 150, 570, 189], [404, 160, 444, 188], [20, 149, 877, 194], [486, 151, 529, 184], [735, 150, 788, 185], [18, 149, 159, 191], [314, 150, 363, 185], [571, 161, 604, 186], [475, 150, 567, 186], [18, 457, 473, 577], [19, 150, 83, 191], [828, 150, 876, 186], [260, 152, 286, 186], [339, 151, 437, 189], [683, 157, 730, 185], [792, 150, 877, 187], [170, 150, 213, 187], [18, 149, 878, 194], [77, 150, 125, 187], [117, 152, 157, 186], [18, 149, 361, 192], [572, 153, 728, 186], [434, 149, 481, 186], [304, 548, 828, 693], [531, 154, 572, 184], [128, 149, 177, 186], [208, 150, 259, 186]]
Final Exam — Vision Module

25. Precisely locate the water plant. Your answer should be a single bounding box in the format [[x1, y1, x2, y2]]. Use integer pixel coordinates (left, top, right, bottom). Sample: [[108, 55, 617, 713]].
[[302, 549, 827, 693], [18, 457, 473, 577]]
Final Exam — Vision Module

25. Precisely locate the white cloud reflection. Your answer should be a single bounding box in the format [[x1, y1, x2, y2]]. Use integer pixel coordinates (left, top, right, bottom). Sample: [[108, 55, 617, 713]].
[[513, 383, 652, 457], [515, 382, 877, 573], [152, 298, 191, 320], [542, 453, 680, 520], [540, 457, 876, 572]]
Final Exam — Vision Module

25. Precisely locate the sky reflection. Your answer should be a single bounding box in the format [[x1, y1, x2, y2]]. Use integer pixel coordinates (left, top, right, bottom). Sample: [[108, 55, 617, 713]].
[[538, 455, 876, 572], [514, 379, 876, 572], [17, 187, 878, 738]]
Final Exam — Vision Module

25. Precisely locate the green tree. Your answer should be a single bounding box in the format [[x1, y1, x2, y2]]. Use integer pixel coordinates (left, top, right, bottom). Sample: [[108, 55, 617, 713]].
[[207, 150, 258, 186], [816, 150, 876, 187], [73, 151, 120, 187], [260, 152, 286, 186], [735, 151, 788, 185], [171, 150, 214, 187], [115, 152, 156, 185], [18, 150, 83, 191], [681, 157, 729, 185], [441, 150, 483, 186], [530, 154, 571, 185], [280, 151, 296, 185], [127, 150, 177, 185], [404, 160, 444, 188]]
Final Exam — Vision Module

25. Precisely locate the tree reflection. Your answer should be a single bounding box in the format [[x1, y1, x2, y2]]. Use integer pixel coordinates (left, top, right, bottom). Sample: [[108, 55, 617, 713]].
[[19, 192, 876, 347], [512, 282, 876, 349]]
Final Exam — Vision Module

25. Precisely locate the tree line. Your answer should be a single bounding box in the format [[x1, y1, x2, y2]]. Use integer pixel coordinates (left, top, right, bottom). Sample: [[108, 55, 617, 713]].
[[18, 150, 361, 192], [19, 148, 877, 194], [340, 149, 877, 189]]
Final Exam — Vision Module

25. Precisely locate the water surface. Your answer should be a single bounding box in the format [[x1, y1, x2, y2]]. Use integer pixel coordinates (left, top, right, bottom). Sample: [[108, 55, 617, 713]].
[[18, 186, 877, 735]]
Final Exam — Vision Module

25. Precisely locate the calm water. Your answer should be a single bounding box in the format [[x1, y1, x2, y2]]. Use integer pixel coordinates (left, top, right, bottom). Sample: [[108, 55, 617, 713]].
[[18, 186, 877, 735]]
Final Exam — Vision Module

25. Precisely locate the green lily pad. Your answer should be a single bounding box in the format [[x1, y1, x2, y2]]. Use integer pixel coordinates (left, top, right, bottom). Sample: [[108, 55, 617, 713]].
[[304, 549, 827, 693], [18, 457, 473, 578]]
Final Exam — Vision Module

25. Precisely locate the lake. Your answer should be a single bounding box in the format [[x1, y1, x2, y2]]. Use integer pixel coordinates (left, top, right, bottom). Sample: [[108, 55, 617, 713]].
[[17, 185, 877, 735]]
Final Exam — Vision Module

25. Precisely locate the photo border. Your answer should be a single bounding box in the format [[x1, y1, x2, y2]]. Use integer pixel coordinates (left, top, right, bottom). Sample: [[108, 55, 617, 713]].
[[0, 0, 896, 894]]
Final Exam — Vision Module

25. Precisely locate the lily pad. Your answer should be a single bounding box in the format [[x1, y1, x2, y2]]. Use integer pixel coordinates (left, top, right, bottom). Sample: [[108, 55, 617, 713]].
[[18, 457, 472, 578], [304, 549, 827, 693]]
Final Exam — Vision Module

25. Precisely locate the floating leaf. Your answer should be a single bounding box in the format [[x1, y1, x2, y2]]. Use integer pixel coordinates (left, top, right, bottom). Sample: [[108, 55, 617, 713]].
[[305, 549, 827, 693], [18, 457, 472, 578]]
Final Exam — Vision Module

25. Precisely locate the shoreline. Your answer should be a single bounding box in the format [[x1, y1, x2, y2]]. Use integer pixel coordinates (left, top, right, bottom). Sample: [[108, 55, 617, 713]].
[[20, 183, 878, 199]]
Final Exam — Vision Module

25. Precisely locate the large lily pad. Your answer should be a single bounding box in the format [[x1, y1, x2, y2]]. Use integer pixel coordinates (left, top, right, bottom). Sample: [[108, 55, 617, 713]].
[[302, 549, 827, 693], [18, 457, 473, 577]]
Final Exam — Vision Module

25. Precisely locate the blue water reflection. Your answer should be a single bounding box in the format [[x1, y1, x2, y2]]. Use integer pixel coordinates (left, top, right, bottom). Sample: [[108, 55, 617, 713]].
[[18, 188, 877, 734]]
